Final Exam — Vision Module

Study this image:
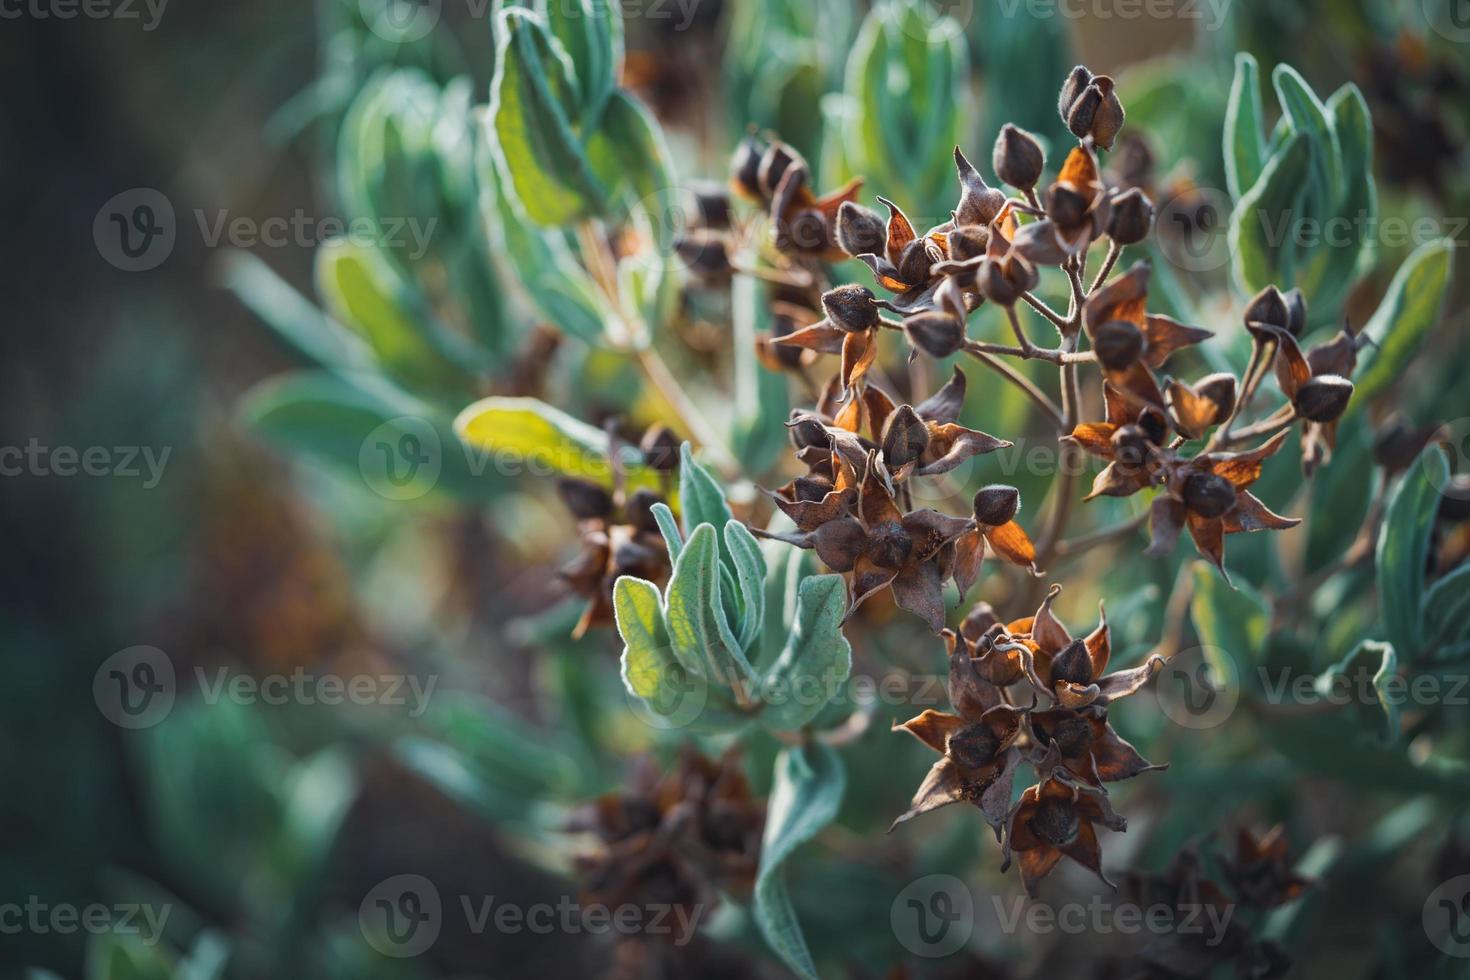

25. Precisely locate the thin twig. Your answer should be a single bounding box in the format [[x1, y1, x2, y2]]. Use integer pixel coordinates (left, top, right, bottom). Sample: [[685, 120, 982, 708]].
[[962, 347, 1065, 431], [1087, 241, 1122, 295], [1020, 291, 1070, 332], [1053, 511, 1149, 557]]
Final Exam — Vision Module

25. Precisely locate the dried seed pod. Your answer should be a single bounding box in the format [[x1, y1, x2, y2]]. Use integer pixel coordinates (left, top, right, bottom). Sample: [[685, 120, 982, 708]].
[[1046, 184, 1091, 231], [1059, 66, 1125, 149], [765, 311, 807, 370], [946, 724, 1001, 769], [1283, 287, 1308, 337], [674, 232, 732, 280], [821, 284, 880, 332], [1244, 285, 1290, 331], [788, 413, 829, 451], [1029, 797, 1082, 847], [978, 257, 1037, 306], [1093, 319, 1145, 370], [993, 123, 1045, 190], [1058, 66, 1094, 122], [1183, 472, 1237, 519], [625, 488, 663, 535], [1195, 373, 1239, 423], [1111, 424, 1153, 470], [1049, 640, 1093, 686], [688, 181, 732, 230], [1138, 406, 1171, 447], [867, 519, 914, 568], [836, 201, 886, 257], [973, 484, 1021, 526], [960, 602, 999, 641], [1106, 187, 1154, 245], [948, 224, 989, 262], [954, 147, 1007, 225], [1372, 415, 1432, 473], [882, 405, 931, 468], [812, 517, 868, 572], [639, 425, 681, 472], [1294, 375, 1354, 423], [904, 311, 966, 359], [730, 135, 764, 200], [558, 477, 615, 521], [898, 238, 935, 286], [757, 141, 800, 199]]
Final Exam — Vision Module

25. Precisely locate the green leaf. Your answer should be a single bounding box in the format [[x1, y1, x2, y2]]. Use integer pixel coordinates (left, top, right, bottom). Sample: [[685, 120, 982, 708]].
[[1355, 239, 1455, 404], [760, 575, 852, 731], [755, 742, 846, 980], [664, 524, 757, 690], [1377, 447, 1450, 662], [218, 250, 368, 370], [1271, 64, 1342, 210], [454, 395, 661, 490], [650, 501, 683, 563], [1314, 640, 1400, 743], [487, 6, 610, 225], [1224, 53, 1266, 201], [1424, 563, 1470, 655], [1295, 83, 1376, 321], [679, 442, 734, 538], [1230, 133, 1312, 294], [1305, 414, 1373, 572], [540, 0, 623, 124], [1190, 562, 1270, 679], [724, 520, 768, 652], [315, 238, 471, 394], [241, 370, 498, 500], [614, 575, 690, 721], [481, 162, 609, 345]]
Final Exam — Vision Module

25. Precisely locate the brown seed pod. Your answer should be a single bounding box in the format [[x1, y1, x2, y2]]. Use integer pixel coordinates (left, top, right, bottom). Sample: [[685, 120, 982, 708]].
[[993, 123, 1045, 190], [639, 425, 681, 472], [1183, 472, 1238, 519], [904, 311, 966, 359], [973, 484, 1021, 527], [821, 284, 880, 332], [1093, 319, 1145, 371], [882, 405, 931, 468], [836, 201, 886, 257], [558, 477, 615, 521], [1294, 375, 1354, 423], [1106, 187, 1154, 245]]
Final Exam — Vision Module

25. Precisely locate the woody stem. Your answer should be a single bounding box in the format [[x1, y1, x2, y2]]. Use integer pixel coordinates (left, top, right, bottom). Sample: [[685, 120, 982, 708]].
[[1020, 291, 1070, 332]]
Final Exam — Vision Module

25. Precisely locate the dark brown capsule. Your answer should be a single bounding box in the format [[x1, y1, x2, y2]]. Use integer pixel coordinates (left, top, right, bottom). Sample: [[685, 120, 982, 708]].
[[1183, 472, 1238, 519], [1111, 424, 1154, 470], [973, 484, 1021, 527], [993, 123, 1045, 190], [947, 723, 1001, 769], [948, 224, 989, 262], [882, 405, 930, 468], [1093, 319, 1145, 371], [904, 311, 966, 359], [836, 201, 886, 257], [1030, 797, 1081, 847], [730, 135, 765, 200], [1106, 187, 1154, 245], [954, 147, 1007, 226], [558, 477, 615, 521], [822, 284, 880, 332], [639, 425, 682, 472], [1195, 373, 1239, 424], [1294, 375, 1353, 423]]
